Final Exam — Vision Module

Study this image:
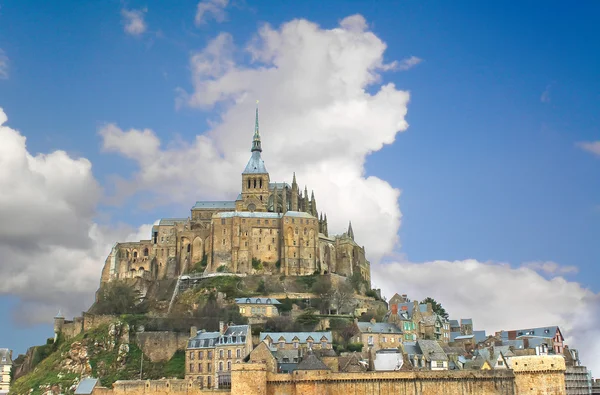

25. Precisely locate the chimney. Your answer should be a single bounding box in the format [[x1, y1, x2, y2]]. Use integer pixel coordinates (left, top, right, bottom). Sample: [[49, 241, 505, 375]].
[[370, 317, 376, 324], [190, 326, 198, 338], [219, 321, 225, 335]]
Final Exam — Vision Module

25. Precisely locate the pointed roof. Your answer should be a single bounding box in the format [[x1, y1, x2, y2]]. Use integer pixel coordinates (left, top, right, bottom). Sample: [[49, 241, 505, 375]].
[[243, 102, 268, 174], [347, 221, 354, 240], [297, 352, 330, 371]]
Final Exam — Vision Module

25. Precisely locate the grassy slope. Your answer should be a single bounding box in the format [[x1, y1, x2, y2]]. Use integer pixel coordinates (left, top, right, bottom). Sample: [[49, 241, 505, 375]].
[[10, 322, 185, 395]]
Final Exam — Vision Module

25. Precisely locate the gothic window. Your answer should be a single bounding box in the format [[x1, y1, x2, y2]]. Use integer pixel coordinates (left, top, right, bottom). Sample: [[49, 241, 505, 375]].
[[272, 238, 275, 243], [253, 179, 257, 188], [247, 179, 251, 189], [303, 228, 307, 235], [143, 248, 149, 257], [268, 245, 271, 251], [133, 251, 138, 258], [260, 179, 263, 188], [260, 195, 263, 201], [187, 244, 191, 253], [293, 241, 296, 246]]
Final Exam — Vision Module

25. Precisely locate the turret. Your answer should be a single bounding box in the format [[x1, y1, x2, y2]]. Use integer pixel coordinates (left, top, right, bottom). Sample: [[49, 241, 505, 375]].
[[54, 310, 65, 342], [310, 190, 317, 217], [347, 221, 354, 240], [291, 173, 298, 211], [323, 214, 329, 237], [303, 186, 309, 213], [241, 102, 270, 211]]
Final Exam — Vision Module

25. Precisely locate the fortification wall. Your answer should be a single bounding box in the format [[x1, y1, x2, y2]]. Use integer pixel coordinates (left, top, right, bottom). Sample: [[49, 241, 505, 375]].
[[92, 380, 226, 395], [511, 355, 566, 395], [136, 332, 189, 362]]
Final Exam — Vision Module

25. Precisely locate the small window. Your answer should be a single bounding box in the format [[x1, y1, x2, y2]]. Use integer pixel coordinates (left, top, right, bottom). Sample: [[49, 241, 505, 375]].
[[143, 248, 149, 257], [227, 361, 231, 370], [219, 350, 224, 359], [133, 251, 138, 258], [221, 219, 225, 225], [237, 349, 241, 358], [228, 350, 232, 358], [219, 361, 223, 371], [257, 219, 261, 224]]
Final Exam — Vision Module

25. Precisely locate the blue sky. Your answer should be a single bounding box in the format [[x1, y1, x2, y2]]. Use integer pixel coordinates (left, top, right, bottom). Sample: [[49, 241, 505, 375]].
[[1, 0, 599, 369]]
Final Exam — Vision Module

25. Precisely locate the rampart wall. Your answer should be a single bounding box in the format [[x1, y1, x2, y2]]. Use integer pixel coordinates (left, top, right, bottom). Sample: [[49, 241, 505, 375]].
[[136, 332, 189, 362]]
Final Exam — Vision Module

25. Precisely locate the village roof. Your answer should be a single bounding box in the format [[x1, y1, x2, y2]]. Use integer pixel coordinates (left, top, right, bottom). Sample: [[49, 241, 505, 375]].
[[296, 352, 330, 371], [283, 211, 315, 218], [450, 332, 463, 342], [420, 315, 442, 326], [449, 320, 460, 327], [476, 348, 507, 365], [216, 211, 282, 219], [502, 339, 524, 349], [473, 330, 487, 343], [502, 326, 559, 339], [454, 335, 475, 340], [0, 349, 12, 365], [461, 318, 473, 325], [417, 340, 449, 362], [260, 332, 332, 344], [235, 297, 281, 305], [356, 322, 402, 334], [188, 325, 249, 348], [402, 342, 421, 356], [272, 349, 299, 362], [338, 352, 367, 372], [269, 182, 291, 190], [74, 378, 98, 395]]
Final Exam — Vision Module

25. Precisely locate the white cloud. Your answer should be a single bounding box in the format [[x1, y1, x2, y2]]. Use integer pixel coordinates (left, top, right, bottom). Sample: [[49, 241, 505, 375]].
[[523, 260, 578, 275], [0, 49, 8, 79], [195, 0, 229, 26], [577, 141, 600, 157], [372, 259, 600, 374], [397, 55, 422, 71], [0, 107, 153, 323], [121, 8, 148, 37], [102, 14, 408, 262]]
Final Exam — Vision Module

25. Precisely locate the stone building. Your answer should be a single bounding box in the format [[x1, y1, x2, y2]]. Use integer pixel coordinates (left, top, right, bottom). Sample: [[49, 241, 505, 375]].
[[235, 297, 281, 319], [0, 349, 12, 394], [353, 318, 403, 352], [185, 322, 252, 389], [100, 107, 371, 285], [259, 332, 333, 352]]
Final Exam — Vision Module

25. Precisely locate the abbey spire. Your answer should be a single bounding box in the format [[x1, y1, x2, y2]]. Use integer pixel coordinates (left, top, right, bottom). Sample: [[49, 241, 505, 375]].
[[251, 103, 262, 153]]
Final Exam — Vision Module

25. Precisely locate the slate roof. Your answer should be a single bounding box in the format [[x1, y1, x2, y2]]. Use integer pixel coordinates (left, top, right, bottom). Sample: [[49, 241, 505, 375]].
[[158, 218, 187, 226], [421, 315, 442, 326], [450, 332, 463, 342], [461, 318, 473, 325], [192, 201, 236, 210], [273, 349, 300, 362], [510, 326, 559, 339], [449, 320, 460, 328], [188, 325, 249, 348], [283, 211, 315, 218], [74, 378, 98, 395], [356, 322, 402, 334], [502, 340, 524, 349], [454, 335, 475, 340], [269, 182, 291, 190], [216, 211, 282, 219], [296, 352, 330, 371], [417, 340, 448, 362], [338, 352, 367, 373], [402, 342, 421, 356], [0, 349, 12, 365], [473, 330, 487, 343], [235, 297, 281, 305], [243, 151, 268, 174], [260, 332, 332, 344], [476, 348, 506, 365]]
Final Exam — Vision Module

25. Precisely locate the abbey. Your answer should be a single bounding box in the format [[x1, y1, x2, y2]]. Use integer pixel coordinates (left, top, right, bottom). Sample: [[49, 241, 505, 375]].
[[100, 107, 370, 284]]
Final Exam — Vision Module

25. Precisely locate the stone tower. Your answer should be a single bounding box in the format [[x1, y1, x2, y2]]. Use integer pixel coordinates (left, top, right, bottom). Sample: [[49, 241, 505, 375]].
[[241, 104, 270, 212]]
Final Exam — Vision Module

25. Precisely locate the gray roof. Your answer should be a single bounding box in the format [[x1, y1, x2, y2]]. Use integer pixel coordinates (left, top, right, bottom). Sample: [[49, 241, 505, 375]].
[[269, 182, 290, 190], [273, 349, 299, 362], [473, 330, 487, 343], [421, 315, 443, 326], [523, 337, 553, 348], [75, 378, 98, 395], [450, 332, 462, 342], [243, 151, 268, 174], [417, 340, 448, 362], [461, 318, 473, 325], [502, 339, 524, 349], [0, 349, 12, 365], [216, 211, 282, 219], [449, 320, 459, 327], [236, 297, 281, 305], [357, 322, 402, 334], [188, 325, 249, 348], [260, 332, 332, 344], [296, 353, 330, 371], [419, 304, 428, 313], [402, 342, 420, 356], [192, 201, 236, 210], [454, 335, 474, 340], [278, 363, 298, 372], [283, 211, 315, 218], [476, 348, 506, 365], [509, 326, 560, 339], [158, 218, 187, 226]]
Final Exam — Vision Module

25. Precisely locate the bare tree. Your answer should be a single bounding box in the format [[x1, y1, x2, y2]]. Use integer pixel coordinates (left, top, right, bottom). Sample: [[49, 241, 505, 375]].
[[331, 282, 355, 315]]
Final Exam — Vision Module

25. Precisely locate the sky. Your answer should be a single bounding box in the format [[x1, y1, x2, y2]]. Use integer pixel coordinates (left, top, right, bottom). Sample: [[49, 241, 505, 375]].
[[1, 0, 599, 373]]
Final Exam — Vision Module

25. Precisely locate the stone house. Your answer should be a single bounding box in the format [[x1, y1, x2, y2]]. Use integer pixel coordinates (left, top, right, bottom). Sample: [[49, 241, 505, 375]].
[[473, 347, 511, 370], [0, 349, 12, 394], [185, 322, 252, 389], [259, 331, 333, 352], [235, 297, 281, 319], [402, 340, 449, 370], [500, 326, 565, 354], [420, 314, 451, 343], [353, 319, 403, 352]]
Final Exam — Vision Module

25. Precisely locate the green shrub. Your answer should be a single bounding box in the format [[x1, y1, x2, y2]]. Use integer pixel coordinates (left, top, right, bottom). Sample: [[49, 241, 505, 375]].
[[275, 260, 281, 269], [256, 279, 266, 293], [347, 343, 364, 352], [365, 289, 378, 299], [252, 258, 263, 271], [216, 265, 228, 273]]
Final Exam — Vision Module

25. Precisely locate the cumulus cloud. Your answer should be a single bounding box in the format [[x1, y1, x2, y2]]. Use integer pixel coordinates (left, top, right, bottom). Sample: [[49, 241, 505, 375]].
[[397, 55, 422, 71], [121, 8, 148, 36], [0, 49, 8, 79], [195, 0, 229, 25], [523, 260, 578, 275], [102, 14, 408, 262], [371, 259, 600, 373], [0, 107, 152, 323], [577, 141, 600, 157]]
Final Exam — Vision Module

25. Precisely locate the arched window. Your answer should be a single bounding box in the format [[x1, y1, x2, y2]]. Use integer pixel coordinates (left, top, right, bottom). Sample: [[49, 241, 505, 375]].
[[247, 179, 251, 189], [260, 179, 263, 188], [227, 361, 231, 370], [219, 361, 223, 371], [187, 244, 191, 253], [133, 251, 138, 258], [303, 228, 307, 235], [219, 350, 224, 359], [237, 349, 241, 358], [227, 349, 231, 358], [253, 179, 257, 188], [143, 248, 149, 257]]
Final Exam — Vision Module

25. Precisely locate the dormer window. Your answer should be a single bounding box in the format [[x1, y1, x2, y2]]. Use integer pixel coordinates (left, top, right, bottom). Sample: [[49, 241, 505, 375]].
[[246, 298, 251, 303], [266, 298, 271, 304], [256, 298, 261, 304]]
